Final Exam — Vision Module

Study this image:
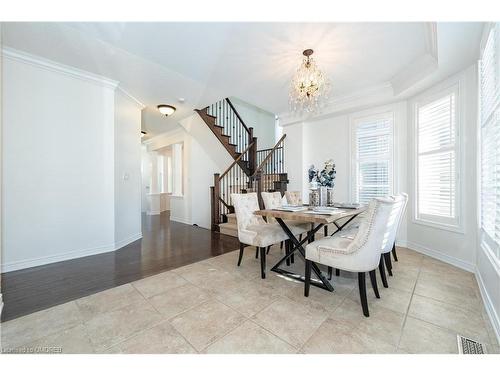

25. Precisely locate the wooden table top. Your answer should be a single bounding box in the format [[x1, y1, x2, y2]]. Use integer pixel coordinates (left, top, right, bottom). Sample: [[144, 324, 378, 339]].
[[254, 207, 366, 224]]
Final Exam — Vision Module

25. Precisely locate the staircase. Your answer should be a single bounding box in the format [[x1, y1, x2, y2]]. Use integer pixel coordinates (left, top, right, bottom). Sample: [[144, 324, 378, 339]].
[[195, 98, 289, 234]]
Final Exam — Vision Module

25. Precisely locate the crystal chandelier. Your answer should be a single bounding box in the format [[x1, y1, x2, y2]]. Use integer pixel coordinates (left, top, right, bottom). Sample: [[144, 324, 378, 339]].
[[289, 49, 330, 113]]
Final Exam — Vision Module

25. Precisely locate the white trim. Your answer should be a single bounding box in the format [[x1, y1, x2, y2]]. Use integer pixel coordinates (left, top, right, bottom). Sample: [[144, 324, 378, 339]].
[[475, 265, 500, 345], [170, 216, 192, 225], [406, 240, 475, 273], [424, 22, 439, 60], [114, 232, 143, 250], [412, 83, 464, 233], [348, 109, 396, 203], [279, 82, 395, 126], [117, 87, 146, 110], [2, 46, 119, 89], [1, 233, 143, 272], [1, 242, 116, 273]]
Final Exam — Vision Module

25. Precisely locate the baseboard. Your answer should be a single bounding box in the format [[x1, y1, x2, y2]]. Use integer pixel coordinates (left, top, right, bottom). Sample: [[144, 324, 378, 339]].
[[1, 242, 116, 273], [405, 240, 475, 273], [114, 232, 143, 250], [170, 216, 192, 225], [1, 232, 143, 273], [475, 266, 500, 345]]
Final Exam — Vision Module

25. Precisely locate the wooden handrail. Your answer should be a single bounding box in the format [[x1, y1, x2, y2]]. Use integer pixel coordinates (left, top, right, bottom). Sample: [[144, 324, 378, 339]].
[[225, 98, 251, 135], [219, 141, 255, 180], [257, 145, 284, 153], [252, 134, 286, 177]]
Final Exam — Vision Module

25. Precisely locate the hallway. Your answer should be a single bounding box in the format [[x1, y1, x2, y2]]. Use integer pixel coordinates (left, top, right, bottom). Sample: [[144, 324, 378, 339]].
[[1, 212, 239, 322]]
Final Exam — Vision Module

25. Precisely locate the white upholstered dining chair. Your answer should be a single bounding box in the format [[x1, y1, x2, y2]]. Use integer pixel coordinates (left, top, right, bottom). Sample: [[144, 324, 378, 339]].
[[231, 193, 306, 279], [304, 197, 400, 317], [261, 192, 310, 262], [285, 191, 302, 206], [378, 193, 408, 286]]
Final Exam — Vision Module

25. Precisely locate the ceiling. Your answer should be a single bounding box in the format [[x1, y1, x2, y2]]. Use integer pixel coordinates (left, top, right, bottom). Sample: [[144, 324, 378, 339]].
[[2, 22, 483, 137]]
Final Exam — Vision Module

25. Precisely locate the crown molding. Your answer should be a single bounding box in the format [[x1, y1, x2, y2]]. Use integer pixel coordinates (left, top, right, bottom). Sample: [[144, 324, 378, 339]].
[[2, 46, 119, 89], [389, 23, 439, 96], [278, 82, 394, 126], [117, 86, 146, 109], [424, 22, 438, 60]]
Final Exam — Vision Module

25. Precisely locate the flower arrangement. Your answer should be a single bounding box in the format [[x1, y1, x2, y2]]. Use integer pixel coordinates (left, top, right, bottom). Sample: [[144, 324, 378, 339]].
[[308, 159, 336, 189]]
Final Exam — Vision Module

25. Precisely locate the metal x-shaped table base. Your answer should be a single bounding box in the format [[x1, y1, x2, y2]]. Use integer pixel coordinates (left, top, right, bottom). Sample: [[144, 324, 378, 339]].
[[270, 213, 360, 292]]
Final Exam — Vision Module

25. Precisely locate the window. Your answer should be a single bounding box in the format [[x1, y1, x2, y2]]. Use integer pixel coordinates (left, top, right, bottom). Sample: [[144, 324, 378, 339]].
[[352, 113, 394, 204], [480, 23, 500, 259], [415, 88, 460, 228]]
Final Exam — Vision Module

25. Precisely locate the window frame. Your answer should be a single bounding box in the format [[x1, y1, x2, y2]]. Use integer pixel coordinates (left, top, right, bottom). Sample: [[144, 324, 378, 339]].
[[413, 84, 463, 233], [479, 23, 500, 261], [350, 110, 395, 204]]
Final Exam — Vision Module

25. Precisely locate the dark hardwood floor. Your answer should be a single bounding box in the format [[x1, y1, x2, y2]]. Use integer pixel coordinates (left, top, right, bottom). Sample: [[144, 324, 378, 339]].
[[1, 212, 239, 322]]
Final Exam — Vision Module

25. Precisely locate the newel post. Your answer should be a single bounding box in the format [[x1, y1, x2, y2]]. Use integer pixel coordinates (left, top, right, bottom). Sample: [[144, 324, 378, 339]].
[[249, 127, 257, 174], [213, 173, 220, 231]]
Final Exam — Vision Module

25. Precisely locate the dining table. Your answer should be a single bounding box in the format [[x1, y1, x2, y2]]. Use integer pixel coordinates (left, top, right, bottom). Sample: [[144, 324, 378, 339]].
[[254, 206, 367, 292]]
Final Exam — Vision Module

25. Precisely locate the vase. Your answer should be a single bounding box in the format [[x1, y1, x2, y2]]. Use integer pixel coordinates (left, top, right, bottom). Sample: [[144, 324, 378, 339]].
[[309, 189, 320, 207], [327, 188, 334, 206], [319, 186, 327, 207]]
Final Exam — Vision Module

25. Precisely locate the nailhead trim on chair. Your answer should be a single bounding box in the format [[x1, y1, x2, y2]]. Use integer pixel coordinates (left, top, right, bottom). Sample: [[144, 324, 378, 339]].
[[316, 200, 379, 262]]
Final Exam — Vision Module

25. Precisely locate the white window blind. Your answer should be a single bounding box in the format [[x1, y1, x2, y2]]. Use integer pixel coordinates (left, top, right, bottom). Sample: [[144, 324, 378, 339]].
[[352, 113, 394, 204], [415, 89, 459, 227], [480, 23, 500, 259]]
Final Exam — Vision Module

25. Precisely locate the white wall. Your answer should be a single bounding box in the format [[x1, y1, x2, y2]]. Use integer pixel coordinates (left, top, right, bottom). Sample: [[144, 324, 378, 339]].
[[230, 97, 276, 149], [2, 50, 143, 272], [284, 102, 408, 243], [141, 144, 152, 212], [144, 113, 234, 229], [406, 66, 478, 271], [114, 90, 143, 248]]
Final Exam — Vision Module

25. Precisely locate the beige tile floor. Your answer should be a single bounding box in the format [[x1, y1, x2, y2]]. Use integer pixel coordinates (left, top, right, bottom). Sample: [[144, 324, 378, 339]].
[[1, 245, 499, 354]]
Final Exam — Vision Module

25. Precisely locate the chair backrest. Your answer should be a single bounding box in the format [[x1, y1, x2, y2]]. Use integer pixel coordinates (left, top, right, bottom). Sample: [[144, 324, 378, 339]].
[[261, 192, 282, 223], [380, 194, 405, 254], [231, 193, 266, 235], [285, 191, 302, 206], [345, 197, 400, 270], [396, 192, 408, 235]]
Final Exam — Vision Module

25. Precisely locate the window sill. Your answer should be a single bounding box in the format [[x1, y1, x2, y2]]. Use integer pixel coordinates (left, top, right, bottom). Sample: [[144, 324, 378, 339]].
[[412, 217, 464, 234]]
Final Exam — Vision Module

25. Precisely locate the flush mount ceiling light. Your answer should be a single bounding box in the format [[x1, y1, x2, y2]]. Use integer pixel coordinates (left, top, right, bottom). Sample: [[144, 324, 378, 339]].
[[157, 104, 176, 116], [289, 49, 331, 114]]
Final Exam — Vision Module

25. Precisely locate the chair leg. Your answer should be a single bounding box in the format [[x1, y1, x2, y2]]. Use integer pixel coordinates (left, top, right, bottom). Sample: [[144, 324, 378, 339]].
[[280, 241, 283, 250], [328, 266, 333, 280], [335, 268, 340, 276], [384, 252, 393, 276], [237, 243, 245, 267], [378, 256, 389, 288], [266, 246, 271, 254], [255, 247, 259, 259], [324, 226, 328, 237], [304, 260, 311, 297], [358, 272, 369, 317], [260, 247, 266, 279], [369, 270, 380, 299], [299, 234, 303, 242], [392, 243, 398, 262]]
